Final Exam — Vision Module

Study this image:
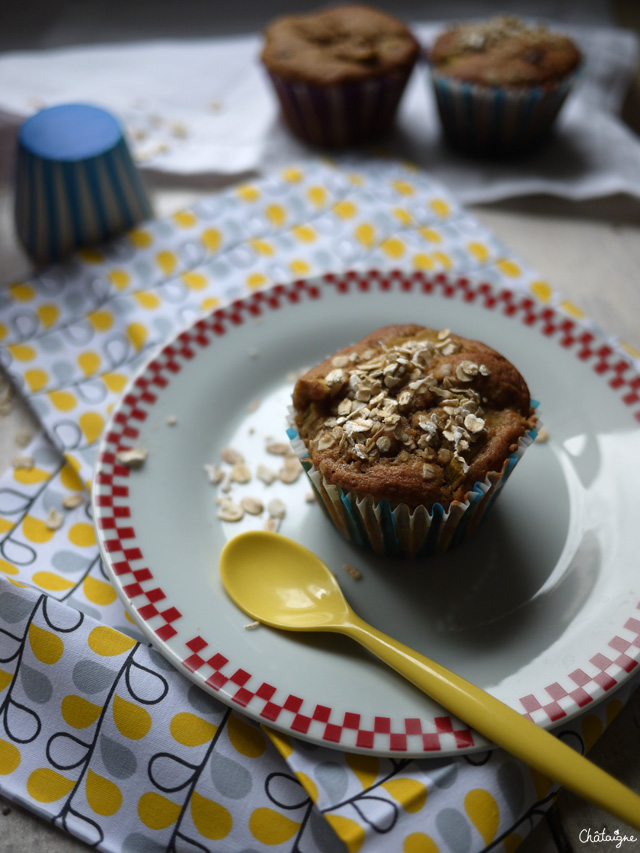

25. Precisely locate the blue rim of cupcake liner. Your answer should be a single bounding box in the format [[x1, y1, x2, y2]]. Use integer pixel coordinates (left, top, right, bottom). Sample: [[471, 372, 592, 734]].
[[287, 402, 539, 559]]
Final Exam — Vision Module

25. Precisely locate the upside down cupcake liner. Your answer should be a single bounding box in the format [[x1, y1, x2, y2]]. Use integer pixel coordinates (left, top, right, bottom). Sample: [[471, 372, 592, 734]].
[[287, 408, 539, 560]]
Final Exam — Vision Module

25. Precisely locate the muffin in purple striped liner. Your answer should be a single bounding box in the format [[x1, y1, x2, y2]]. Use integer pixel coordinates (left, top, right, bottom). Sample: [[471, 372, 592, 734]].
[[261, 5, 420, 149], [427, 16, 581, 156], [288, 324, 539, 559]]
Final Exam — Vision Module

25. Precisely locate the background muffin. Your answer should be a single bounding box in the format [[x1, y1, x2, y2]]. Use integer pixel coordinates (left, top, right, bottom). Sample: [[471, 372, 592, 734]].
[[261, 4, 420, 148], [428, 16, 582, 156], [288, 324, 538, 558]]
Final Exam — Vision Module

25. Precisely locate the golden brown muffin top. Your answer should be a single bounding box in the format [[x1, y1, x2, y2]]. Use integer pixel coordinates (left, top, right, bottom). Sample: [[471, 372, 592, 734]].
[[261, 4, 420, 84], [293, 324, 536, 509], [430, 16, 581, 88]]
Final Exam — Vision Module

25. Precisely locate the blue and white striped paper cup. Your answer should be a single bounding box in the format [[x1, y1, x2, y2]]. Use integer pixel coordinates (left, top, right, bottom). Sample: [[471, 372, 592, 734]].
[[429, 70, 577, 156], [287, 409, 539, 560], [14, 103, 152, 265]]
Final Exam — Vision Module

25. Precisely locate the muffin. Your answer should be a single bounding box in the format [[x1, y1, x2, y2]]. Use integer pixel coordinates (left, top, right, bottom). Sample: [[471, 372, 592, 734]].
[[261, 5, 420, 148], [288, 324, 538, 557], [428, 16, 581, 156]]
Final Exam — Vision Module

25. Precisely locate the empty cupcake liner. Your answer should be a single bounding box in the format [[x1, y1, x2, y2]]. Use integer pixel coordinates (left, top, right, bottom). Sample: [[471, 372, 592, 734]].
[[287, 408, 539, 559], [266, 70, 414, 149], [15, 103, 152, 265], [429, 70, 578, 156]]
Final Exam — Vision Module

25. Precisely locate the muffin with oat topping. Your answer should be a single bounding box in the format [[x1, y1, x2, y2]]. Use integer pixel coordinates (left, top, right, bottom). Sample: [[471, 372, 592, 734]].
[[428, 16, 581, 155], [261, 4, 420, 148], [288, 324, 538, 557]]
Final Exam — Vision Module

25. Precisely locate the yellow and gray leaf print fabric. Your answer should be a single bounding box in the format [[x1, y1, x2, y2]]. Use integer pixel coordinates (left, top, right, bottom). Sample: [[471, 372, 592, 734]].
[[0, 156, 637, 853]]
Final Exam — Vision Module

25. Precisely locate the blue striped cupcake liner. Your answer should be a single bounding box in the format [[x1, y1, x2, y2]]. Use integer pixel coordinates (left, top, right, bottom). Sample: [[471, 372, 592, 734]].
[[287, 406, 539, 559], [15, 104, 152, 265], [429, 69, 578, 156]]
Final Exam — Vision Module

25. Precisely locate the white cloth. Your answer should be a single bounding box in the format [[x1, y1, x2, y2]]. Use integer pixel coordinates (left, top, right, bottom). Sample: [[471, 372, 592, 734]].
[[0, 23, 638, 203]]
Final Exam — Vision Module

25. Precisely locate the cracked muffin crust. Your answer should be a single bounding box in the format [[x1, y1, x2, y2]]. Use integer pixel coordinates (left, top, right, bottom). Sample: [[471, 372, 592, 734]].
[[430, 16, 581, 89], [261, 5, 420, 85], [260, 5, 419, 148], [292, 324, 537, 510]]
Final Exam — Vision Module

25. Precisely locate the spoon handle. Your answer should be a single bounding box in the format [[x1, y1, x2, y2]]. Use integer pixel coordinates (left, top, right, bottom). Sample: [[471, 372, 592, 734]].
[[343, 614, 640, 830]]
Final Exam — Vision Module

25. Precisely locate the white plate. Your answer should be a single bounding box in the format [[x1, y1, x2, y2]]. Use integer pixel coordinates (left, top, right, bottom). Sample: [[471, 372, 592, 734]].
[[93, 270, 640, 757]]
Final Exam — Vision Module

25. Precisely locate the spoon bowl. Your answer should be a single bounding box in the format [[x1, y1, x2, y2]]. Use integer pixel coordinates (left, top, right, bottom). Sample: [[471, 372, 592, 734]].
[[219, 530, 640, 831], [221, 530, 351, 629]]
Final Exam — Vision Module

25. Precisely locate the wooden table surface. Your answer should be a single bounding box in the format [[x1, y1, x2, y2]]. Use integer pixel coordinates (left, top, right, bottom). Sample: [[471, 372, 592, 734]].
[[1, 4, 640, 851]]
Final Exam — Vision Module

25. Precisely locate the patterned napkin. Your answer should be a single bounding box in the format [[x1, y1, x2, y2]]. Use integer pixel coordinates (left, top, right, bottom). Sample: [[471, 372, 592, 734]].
[[0, 156, 638, 853]]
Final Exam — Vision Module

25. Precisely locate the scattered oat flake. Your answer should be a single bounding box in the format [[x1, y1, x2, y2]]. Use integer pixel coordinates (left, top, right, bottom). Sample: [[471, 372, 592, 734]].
[[267, 498, 286, 519], [169, 121, 188, 138], [62, 494, 84, 510], [221, 446, 244, 465], [117, 448, 147, 468], [12, 456, 34, 470], [257, 464, 277, 485], [45, 508, 65, 531], [241, 496, 264, 515], [264, 516, 281, 532], [343, 563, 362, 580], [244, 621, 261, 630], [279, 458, 302, 484], [305, 492, 316, 503], [535, 427, 550, 443], [216, 499, 244, 522], [15, 430, 32, 447], [247, 398, 261, 413], [265, 441, 291, 456], [166, 415, 178, 426], [137, 142, 169, 161], [230, 462, 251, 484], [204, 463, 224, 484]]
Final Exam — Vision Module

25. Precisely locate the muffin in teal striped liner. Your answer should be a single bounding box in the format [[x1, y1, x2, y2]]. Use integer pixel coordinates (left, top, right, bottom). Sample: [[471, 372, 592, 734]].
[[427, 16, 582, 156], [14, 103, 152, 265], [429, 71, 578, 156], [287, 322, 539, 559], [288, 417, 538, 559]]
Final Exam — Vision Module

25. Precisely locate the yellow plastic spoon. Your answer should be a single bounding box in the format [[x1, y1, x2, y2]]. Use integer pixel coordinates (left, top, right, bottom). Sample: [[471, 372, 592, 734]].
[[220, 530, 640, 830]]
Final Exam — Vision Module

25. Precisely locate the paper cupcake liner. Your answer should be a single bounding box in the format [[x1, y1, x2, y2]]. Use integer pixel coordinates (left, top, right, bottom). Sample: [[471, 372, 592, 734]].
[[287, 408, 539, 559], [267, 70, 414, 149], [15, 104, 152, 266], [429, 70, 577, 156]]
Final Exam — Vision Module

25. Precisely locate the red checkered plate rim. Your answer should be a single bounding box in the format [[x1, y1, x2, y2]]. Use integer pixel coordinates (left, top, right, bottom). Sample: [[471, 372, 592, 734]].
[[93, 269, 640, 756]]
